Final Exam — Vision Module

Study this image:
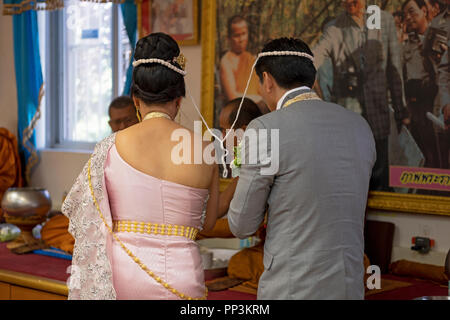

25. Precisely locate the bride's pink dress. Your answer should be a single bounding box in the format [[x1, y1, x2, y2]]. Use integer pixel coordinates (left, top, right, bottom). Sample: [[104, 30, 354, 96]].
[[104, 144, 208, 299]]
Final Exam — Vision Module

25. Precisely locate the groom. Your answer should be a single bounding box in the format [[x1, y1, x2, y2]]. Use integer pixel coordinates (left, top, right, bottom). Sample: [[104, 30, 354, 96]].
[[227, 37, 376, 299]]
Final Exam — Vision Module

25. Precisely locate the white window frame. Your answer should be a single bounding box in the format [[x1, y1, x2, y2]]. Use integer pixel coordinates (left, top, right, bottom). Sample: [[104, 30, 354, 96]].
[[42, 3, 127, 151]]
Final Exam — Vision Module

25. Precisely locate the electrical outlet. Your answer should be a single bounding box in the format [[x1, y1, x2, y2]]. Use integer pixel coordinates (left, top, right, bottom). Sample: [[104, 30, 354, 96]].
[[411, 237, 435, 254], [418, 224, 432, 237], [422, 225, 431, 237]]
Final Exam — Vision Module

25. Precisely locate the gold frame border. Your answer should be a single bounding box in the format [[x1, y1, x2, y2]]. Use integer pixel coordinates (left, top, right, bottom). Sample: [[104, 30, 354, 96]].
[[200, 0, 216, 128], [201, 1, 450, 217], [137, 0, 199, 46], [368, 191, 450, 216]]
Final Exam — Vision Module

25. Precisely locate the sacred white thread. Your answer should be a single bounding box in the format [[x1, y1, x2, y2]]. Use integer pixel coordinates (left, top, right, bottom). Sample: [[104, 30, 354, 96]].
[[133, 58, 187, 76], [134, 51, 314, 178], [214, 50, 315, 177]]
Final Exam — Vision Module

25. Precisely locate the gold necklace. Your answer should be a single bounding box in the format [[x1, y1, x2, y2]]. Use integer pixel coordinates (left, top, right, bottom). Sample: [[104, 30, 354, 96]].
[[143, 111, 172, 121], [87, 158, 208, 300], [283, 92, 321, 108]]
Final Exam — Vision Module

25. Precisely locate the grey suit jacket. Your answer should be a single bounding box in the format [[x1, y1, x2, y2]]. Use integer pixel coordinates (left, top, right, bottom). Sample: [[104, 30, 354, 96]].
[[228, 89, 376, 300]]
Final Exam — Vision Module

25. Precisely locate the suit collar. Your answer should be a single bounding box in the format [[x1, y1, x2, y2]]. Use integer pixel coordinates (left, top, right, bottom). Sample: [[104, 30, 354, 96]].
[[277, 86, 311, 110]]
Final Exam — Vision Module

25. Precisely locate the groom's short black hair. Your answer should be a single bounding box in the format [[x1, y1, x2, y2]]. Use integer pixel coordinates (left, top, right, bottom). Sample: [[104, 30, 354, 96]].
[[255, 37, 316, 89]]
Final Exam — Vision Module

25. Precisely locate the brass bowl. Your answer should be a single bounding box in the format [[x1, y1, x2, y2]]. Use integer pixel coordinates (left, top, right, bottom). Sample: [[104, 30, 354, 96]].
[[1, 187, 52, 250], [1, 187, 51, 219]]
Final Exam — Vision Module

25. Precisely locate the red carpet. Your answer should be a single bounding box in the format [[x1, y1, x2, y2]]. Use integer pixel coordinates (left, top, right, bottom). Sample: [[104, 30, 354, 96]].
[[0, 243, 71, 282], [365, 274, 448, 300], [207, 290, 256, 300], [1, 243, 446, 300], [0, 243, 255, 299]]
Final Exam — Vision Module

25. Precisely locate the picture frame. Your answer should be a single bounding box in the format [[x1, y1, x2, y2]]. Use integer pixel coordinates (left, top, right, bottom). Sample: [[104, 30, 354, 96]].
[[201, 0, 450, 217], [137, 0, 199, 46]]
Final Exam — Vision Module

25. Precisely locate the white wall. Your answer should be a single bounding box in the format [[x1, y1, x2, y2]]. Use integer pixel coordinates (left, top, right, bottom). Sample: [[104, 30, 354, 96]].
[[1, 5, 448, 266], [0, 3, 18, 135], [179, 45, 203, 131], [367, 211, 450, 265]]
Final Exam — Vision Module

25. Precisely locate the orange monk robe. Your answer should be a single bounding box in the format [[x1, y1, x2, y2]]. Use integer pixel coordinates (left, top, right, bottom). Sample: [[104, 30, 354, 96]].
[[0, 128, 23, 220], [220, 50, 260, 102], [227, 241, 264, 292], [198, 213, 267, 293], [229, 237, 371, 296], [234, 51, 260, 97], [197, 218, 235, 239], [41, 214, 74, 254]]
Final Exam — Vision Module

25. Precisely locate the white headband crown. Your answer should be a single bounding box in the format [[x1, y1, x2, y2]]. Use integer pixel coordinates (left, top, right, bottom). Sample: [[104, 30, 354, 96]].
[[257, 50, 314, 63], [132, 54, 187, 76]]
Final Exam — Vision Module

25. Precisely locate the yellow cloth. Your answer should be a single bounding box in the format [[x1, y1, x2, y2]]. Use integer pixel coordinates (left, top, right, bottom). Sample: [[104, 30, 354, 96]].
[[41, 214, 74, 254], [234, 51, 260, 96], [197, 218, 235, 239], [0, 128, 23, 220]]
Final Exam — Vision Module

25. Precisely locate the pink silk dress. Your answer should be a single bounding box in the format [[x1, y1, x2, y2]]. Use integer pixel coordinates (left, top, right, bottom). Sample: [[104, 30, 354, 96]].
[[104, 144, 208, 299]]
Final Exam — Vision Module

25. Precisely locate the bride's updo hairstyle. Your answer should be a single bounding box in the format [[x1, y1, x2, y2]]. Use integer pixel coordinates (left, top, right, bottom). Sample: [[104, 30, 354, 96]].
[[131, 33, 186, 105]]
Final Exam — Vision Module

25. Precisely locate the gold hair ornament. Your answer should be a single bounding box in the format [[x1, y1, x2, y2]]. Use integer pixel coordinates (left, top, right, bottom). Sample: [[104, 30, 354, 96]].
[[173, 53, 186, 70]]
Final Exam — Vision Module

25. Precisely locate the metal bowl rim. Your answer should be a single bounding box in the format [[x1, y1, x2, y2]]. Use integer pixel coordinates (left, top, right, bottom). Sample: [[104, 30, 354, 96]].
[[5, 187, 49, 192]]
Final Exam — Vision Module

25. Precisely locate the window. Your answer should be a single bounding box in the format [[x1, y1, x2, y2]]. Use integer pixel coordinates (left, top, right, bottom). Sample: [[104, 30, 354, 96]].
[[38, 0, 132, 149]]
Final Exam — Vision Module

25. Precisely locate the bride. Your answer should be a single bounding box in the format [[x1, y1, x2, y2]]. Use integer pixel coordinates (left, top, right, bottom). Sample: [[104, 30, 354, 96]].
[[62, 33, 219, 300]]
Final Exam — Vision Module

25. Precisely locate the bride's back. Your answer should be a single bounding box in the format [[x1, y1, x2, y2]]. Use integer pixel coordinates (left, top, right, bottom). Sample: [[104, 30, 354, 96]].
[[114, 32, 215, 190], [115, 118, 213, 190]]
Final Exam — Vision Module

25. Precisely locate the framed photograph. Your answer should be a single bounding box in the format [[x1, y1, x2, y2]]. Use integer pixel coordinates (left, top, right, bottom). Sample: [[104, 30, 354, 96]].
[[137, 0, 199, 46], [201, 0, 450, 216]]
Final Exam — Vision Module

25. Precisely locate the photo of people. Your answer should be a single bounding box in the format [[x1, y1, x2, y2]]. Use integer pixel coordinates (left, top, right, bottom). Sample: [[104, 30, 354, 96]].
[[213, 0, 449, 195], [139, 0, 198, 44]]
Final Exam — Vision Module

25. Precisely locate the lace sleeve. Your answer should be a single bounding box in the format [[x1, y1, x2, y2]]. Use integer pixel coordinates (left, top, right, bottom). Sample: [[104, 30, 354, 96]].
[[199, 193, 210, 231], [61, 134, 117, 300]]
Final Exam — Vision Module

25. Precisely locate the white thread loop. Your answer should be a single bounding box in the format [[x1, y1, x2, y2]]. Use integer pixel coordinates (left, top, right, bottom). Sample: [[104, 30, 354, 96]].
[[188, 50, 314, 178], [186, 51, 314, 178], [257, 50, 314, 62], [133, 58, 187, 76]]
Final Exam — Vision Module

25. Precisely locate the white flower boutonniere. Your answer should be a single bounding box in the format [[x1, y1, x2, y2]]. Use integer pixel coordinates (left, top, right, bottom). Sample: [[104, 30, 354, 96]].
[[230, 143, 242, 178]]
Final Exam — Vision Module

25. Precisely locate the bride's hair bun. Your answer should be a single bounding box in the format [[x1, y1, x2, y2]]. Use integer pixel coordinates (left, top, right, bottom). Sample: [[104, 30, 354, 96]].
[[131, 33, 185, 105]]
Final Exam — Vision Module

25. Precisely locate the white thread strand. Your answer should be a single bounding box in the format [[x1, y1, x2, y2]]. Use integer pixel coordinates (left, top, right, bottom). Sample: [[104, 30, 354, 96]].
[[133, 58, 187, 76], [187, 50, 314, 178], [223, 50, 313, 144], [142, 50, 313, 178], [185, 59, 258, 178], [186, 90, 231, 178], [257, 50, 314, 62]]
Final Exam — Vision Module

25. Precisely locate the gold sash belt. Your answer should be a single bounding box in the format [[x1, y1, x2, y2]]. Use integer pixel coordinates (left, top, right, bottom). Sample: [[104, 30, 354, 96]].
[[113, 220, 199, 241]]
